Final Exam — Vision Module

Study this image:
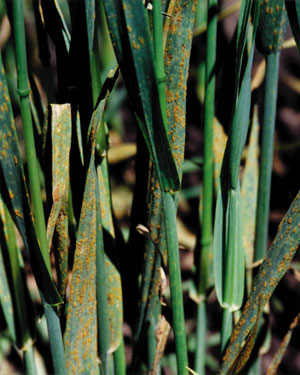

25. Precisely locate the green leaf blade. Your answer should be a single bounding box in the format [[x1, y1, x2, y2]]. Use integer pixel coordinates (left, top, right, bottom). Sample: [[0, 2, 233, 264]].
[[241, 106, 259, 270], [224, 186, 244, 311]]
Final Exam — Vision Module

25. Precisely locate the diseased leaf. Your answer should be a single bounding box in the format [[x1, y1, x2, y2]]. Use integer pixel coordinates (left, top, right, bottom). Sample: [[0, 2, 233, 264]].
[[0, 53, 61, 306], [103, 0, 180, 192], [97, 163, 123, 354], [64, 151, 98, 375], [219, 190, 300, 374], [64, 70, 120, 373], [227, 296, 263, 375], [44, 104, 72, 299], [94, 68, 123, 356], [164, 0, 197, 176], [132, 0, 197, 351], [266, 313, 300, 375], [257, 0, 287, 55]]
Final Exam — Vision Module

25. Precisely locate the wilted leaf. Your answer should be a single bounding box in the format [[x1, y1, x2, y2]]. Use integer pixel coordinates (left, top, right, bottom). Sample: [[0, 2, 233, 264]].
[[150, 315, 171, 375]]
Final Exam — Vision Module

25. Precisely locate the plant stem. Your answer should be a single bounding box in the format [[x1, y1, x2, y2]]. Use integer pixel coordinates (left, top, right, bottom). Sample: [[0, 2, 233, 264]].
[[113, 337, 126, 375], [148, 317, 157, 370], [200, 0, 217, 295], [195, 301, 207, 374], [254, 52, 280, 261], [221, 308, 232, 354], [24, 346, 36, 375], [12, 0, 50, 272], [163, 192, 188, 375], [195, 0, 217, 371]]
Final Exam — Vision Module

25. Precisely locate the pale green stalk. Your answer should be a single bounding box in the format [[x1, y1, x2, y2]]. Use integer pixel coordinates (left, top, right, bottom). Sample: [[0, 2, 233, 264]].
[[195, 0, 217, 372], [163, 192, 188, 375], [113, 338, 126, 375], [24, 347, 36, 375]]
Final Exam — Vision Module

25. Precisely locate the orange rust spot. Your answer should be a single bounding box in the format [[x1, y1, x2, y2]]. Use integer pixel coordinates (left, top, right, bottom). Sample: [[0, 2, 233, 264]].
[[277, 260, 286, 274], [9, 191, 14, 199], [14, 209, 23, 218], [288, 218, 292, 224], [127, 26, 132, 32], [1, 150, 6, 157], [138, 37, 144, 45], [132, 41, 140, 50]]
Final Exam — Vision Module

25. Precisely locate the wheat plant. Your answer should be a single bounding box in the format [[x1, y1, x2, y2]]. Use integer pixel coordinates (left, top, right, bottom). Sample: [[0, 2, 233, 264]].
[[1, 0, 300, 374]]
